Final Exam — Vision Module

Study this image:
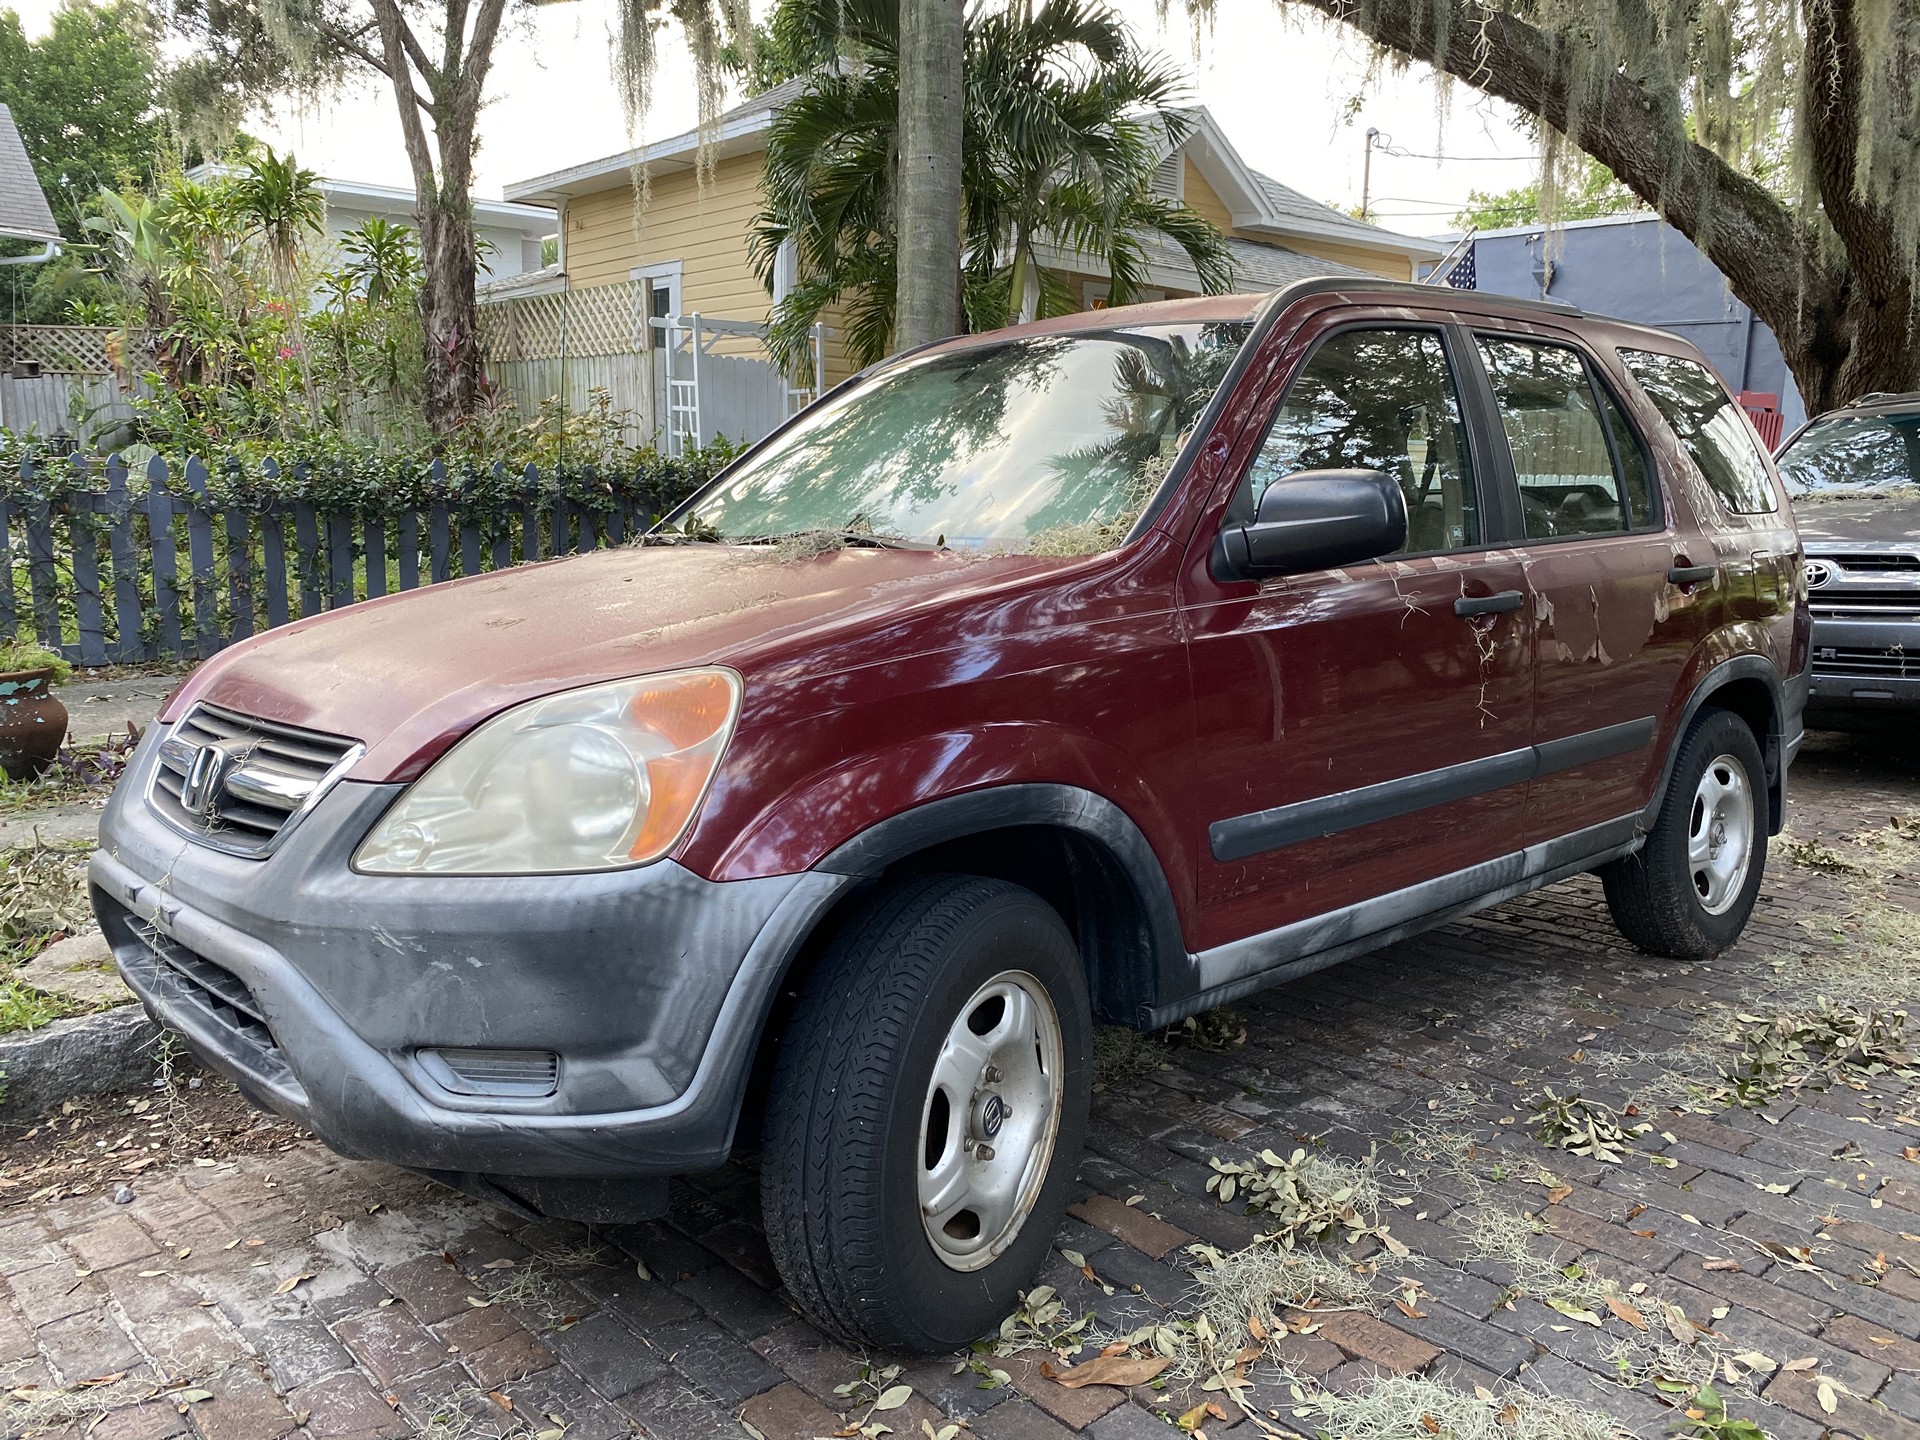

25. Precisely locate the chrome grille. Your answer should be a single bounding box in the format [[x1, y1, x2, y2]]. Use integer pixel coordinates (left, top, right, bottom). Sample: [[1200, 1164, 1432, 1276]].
[[1813, 646, 1917, 680], [149, 703, 362, 858], [1822, 553, 1920, 572], [1809, 592, 1920, 615]]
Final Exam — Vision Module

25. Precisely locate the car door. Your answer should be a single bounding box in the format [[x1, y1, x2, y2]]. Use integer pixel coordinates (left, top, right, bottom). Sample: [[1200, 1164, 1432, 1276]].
[[1178, 318, 1536, 970], [1466, 328, 1707, 844]]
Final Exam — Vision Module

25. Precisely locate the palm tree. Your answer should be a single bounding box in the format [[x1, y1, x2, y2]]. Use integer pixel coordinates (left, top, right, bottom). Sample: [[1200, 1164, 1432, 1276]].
[[231, 148, 326, 405], [751, 0, 1232, 373]]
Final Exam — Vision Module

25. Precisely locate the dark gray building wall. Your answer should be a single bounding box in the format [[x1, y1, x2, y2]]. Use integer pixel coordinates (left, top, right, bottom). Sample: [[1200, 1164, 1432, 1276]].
[[1453, 214, 1806, 432]]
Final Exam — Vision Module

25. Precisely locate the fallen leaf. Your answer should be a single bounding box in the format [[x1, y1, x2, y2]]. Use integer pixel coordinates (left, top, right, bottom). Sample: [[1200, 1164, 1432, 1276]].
[[1816, 1377, 1839, 1415], [79, 1373, 127, 1386], [482, 1258, 515, 1270], [1177, 1400, 1211, 1432], [273, 1273, 315, 1296], [1605, 1298, 1647, 1331], [1378, 1228, 1410, 1258], [1702, 1258, 1742, 1272], [873, 1384, 913, 1411], [172, 1389, 213, 1404], [465, 1297, 493, 1309], [1545, 1186, 1572, 1205], [1053, 1355, 1171, 1390], [1420, 1416, 1441, 1435], [488, 1392, 514, 1411], [1248, 1311, 1268, 1342], [1782, 1357, 1818, 1372]]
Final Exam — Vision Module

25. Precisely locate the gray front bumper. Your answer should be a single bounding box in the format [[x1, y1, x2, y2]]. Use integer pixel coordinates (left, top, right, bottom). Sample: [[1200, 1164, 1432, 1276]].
[[1807, 615, 1920, 716], [90, 729, 851, 1178]]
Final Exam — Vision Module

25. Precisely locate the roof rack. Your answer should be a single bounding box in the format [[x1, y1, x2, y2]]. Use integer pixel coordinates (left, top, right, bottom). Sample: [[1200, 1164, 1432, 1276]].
[[1276, 274, 1585, 317]]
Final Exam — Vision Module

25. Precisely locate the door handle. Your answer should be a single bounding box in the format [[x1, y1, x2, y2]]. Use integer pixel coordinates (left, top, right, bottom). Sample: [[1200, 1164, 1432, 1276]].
[[1453, 590, 1525, 618], [1668, 565, 1715, 586]]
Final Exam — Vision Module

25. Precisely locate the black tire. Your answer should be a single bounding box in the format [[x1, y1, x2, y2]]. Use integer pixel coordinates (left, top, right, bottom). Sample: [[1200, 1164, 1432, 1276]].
[[1602, 707, 1768, 961], [760, 873, 1092, 1353]]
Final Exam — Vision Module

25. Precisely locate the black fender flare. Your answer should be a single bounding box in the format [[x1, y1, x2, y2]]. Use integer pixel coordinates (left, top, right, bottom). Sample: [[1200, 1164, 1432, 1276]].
[[1643, 655, 1794, 835], [815, 783, 1190, 1020]]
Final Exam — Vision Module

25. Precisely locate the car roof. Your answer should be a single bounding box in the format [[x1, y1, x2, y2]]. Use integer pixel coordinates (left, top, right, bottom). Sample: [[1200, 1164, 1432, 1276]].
[[917, 276, 1699, 357]]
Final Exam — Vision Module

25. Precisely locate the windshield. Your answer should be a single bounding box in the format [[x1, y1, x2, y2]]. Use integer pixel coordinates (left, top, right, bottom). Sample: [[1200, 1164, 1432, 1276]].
[[679, 322, 1253, 551], [1777, 411, 1920, 499]]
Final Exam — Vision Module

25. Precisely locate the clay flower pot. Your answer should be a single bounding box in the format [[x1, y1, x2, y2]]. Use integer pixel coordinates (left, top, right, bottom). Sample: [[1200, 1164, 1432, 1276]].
[[0, 666, 68, 780]]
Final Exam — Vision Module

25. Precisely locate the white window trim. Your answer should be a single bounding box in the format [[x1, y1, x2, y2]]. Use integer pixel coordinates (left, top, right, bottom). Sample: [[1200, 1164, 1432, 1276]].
[[632, 259, 684, 316], [772, 238, 799, 306]]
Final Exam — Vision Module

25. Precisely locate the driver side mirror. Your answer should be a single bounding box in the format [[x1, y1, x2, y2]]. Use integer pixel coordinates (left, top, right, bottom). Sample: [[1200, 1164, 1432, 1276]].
[[1212, 468, 1408, 581]]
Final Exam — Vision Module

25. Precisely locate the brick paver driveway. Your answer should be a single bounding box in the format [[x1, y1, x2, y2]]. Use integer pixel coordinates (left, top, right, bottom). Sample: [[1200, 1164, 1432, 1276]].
[[4, 731, 1917, 1440]]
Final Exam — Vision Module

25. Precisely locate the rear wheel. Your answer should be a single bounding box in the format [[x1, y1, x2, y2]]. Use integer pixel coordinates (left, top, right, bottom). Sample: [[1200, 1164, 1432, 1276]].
[[1602, 707, 1767, 960], [761, 874, 1091, 1353]]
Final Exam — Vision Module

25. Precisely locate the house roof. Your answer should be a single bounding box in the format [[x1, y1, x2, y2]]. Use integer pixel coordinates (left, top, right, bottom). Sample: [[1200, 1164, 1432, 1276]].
[[0, 104, 59, 245], [505, 89, 1444, 262], [184, 165, 556, 235]]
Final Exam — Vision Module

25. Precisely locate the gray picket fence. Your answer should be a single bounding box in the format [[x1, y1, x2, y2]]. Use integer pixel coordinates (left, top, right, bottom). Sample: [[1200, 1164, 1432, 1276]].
[[5, 452, 681, 666]]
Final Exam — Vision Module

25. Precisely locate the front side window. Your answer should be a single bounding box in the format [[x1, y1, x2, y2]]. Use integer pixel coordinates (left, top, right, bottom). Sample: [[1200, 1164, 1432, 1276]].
[[1477, 337, 1635, 539], [684, 322, 1252, 551], [1238, 328, 1480, 555], [1620, 350, 1778, 514], [1776, 411, 1920, 499]]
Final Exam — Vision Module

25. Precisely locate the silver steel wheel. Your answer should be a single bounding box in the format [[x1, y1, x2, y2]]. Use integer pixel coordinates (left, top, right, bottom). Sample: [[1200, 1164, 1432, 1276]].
[[917, 969, 1065, 1272], [1689, 752, 1754, 916]]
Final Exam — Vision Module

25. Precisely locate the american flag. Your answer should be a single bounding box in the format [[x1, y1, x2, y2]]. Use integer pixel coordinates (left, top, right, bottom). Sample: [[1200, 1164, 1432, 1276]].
[[1441, 241, 1477, 290]]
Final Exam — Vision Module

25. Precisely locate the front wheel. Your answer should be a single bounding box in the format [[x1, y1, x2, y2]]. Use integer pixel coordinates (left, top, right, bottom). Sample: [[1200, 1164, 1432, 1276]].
[[1601, 707, 1768, 960], [761, 874, 1092, 1353]]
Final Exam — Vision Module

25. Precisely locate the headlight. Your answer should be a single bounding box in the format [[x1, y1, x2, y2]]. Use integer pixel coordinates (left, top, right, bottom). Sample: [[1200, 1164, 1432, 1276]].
[[354, 668, 741, 875]]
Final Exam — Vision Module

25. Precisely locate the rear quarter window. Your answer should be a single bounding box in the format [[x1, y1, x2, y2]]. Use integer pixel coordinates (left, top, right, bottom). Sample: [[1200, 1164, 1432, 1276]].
[[1618, 350, 1778, 514]]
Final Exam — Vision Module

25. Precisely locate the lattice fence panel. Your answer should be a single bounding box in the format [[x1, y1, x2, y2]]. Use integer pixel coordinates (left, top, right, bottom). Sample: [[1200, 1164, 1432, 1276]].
[[479, 281, 645, 361], [0, 325, 149, 376]]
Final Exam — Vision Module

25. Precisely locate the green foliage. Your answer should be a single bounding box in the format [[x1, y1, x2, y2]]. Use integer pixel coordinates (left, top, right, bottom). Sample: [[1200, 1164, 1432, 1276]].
[[1671, 1384, 1769, 1440], [0, 978, 72, 1033], [0, 639, 70, 680], [0, 839, 91, 968], [1454, 153, 1643, 231], [1723, 1000, 1914, 1108], [751, 0, 1232, 373], [1530, 1089, 1648, 1163], [1205, 1145, 1380, 1244], [0, 1, 165, 238]]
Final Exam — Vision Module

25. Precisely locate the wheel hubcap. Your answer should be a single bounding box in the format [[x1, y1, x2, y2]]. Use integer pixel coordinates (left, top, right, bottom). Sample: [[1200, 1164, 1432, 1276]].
[[1688, 753, 1754, 916], [917, 970, 1064, 1272]]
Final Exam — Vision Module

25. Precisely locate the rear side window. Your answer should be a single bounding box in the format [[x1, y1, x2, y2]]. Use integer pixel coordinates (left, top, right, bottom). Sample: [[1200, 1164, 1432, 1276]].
[[1476, 337, 1650, 539], [1620, 350, 1778, 514], [1239, 327, 1481, 555]]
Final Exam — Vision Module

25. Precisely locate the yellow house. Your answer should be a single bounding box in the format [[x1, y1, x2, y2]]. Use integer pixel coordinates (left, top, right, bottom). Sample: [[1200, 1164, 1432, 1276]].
[[505, 83, 1444, 382]]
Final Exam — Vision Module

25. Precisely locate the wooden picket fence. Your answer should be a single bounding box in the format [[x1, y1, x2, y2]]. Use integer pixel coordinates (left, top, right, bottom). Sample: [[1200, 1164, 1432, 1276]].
[[3, 452, 690, 666]]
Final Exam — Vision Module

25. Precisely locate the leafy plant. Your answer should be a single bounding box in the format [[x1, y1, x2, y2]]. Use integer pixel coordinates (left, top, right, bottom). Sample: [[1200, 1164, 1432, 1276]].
[[1724, 1000, 1914, 1107], [1530, 1089, 1648, 1163], [1670, 1384, 1769, 1440], [0, 641, 71, 681], [1206, 1145, 1379, 1244], [988, 1285, 1093, 1356]]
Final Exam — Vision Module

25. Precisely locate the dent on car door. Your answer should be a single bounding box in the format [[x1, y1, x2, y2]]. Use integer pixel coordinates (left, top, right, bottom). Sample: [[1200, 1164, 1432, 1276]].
[[1178, 322, 1536, 967], [1467, 333, 1703, 844]]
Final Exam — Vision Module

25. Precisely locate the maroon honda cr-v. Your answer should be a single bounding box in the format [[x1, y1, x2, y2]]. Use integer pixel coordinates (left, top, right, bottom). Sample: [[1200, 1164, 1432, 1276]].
[[92, 278, 1808, 1352]]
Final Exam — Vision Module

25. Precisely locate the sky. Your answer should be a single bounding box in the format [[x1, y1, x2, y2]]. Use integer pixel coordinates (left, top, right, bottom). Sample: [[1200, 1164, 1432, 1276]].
[[16, 0, 1541, 237]]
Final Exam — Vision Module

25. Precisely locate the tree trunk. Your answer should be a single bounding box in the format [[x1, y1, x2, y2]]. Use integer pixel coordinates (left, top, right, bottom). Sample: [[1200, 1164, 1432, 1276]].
[[1282, 0, 1920, 412], [894, 0, 963, 351], [368, 0, 505, 433], [419, 187, 484, 430]]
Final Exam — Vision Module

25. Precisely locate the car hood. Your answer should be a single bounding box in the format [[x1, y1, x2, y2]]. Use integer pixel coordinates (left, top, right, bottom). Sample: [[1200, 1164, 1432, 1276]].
[[1791, 494, 1920, 547], [164, 542, 1055, 782]]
